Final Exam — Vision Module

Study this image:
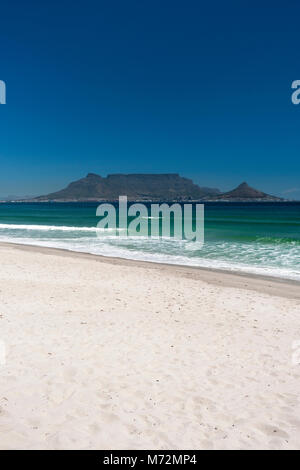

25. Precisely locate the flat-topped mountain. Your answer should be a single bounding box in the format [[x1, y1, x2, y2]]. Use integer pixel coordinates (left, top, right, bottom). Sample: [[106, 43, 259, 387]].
[[23, 175, 284, 202], [215, 182, 282, 201], [32, 173, 221, 202]]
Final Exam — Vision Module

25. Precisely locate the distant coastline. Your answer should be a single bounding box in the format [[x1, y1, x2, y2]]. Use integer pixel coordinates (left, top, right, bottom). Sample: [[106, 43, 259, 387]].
[[1, 173, 286, 203], [1, 199, 297, 204]]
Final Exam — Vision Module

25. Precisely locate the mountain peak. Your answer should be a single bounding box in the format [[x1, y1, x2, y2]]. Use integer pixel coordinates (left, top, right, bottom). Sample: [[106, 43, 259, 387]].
[[86, 173, 100, 178], [218, 182, 281, 201]]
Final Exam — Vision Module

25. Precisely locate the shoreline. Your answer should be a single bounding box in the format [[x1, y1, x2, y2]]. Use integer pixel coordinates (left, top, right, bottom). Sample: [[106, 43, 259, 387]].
[[1, 241, 299, 300]]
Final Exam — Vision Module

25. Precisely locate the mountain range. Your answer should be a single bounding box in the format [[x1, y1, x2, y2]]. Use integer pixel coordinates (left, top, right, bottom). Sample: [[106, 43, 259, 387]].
[[23, 173, 282, 202]]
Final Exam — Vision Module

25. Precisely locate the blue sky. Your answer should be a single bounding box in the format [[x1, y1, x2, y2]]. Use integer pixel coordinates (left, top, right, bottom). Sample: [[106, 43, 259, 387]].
[[0, 0, 299, 198]]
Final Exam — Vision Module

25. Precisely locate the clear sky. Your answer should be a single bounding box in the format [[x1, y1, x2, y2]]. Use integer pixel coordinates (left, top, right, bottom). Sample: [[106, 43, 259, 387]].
[[0, 0, 299, 198]]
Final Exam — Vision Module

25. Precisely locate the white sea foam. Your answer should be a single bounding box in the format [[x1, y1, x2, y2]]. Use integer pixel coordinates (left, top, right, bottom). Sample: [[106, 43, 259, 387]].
[[0, 234, 300, 281], [0, 224, 124, 232], [1, 218, 299, 281]]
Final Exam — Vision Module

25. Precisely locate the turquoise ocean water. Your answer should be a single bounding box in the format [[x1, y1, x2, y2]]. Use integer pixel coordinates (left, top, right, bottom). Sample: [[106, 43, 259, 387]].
[[0, 202, 299, 280]]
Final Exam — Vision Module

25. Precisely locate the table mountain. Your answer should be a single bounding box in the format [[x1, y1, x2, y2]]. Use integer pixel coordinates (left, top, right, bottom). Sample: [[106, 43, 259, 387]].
[[32, 173, 221, 202]]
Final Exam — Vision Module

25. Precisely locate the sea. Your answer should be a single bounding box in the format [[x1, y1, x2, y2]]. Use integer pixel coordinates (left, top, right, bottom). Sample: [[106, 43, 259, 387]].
[[0, 201, 299, 281]]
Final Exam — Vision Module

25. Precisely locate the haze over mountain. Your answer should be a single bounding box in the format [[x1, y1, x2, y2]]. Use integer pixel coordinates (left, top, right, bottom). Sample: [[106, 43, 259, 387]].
[[0, 194, 37, 202], [25, 174, 284, 202]]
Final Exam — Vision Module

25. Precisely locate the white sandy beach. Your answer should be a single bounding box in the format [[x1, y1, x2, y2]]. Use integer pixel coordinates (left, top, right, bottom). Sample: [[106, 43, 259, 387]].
[[0, 242, 300, 450]]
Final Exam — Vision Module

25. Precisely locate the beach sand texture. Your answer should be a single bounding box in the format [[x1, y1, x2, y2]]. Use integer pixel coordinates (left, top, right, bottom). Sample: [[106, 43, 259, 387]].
[[0, 243, 300, 450]]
